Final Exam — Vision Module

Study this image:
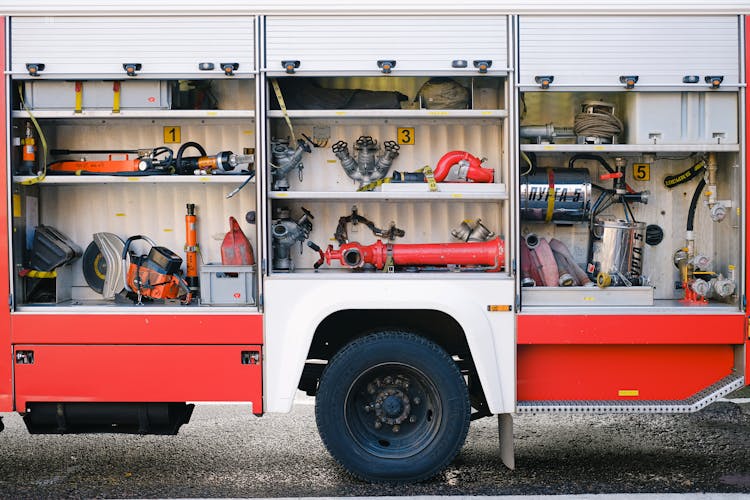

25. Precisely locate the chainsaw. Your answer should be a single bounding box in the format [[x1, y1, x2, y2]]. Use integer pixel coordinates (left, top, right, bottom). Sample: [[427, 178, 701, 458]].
[[122, 235, 192, 304]]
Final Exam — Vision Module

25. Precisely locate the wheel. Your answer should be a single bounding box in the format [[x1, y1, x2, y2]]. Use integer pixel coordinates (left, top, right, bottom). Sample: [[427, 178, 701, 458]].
[[315, 331, 470, 483]]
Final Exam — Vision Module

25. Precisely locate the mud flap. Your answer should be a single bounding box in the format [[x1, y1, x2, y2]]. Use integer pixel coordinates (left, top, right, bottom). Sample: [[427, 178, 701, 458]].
[[498, 413, 515, 470]]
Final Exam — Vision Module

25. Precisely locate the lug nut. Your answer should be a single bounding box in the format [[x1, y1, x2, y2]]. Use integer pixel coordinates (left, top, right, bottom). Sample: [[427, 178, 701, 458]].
[[374, 421, 382, 429], [409, 415, 417, 423], [392, 425, 400, 433], [413, 397, 421, 405]]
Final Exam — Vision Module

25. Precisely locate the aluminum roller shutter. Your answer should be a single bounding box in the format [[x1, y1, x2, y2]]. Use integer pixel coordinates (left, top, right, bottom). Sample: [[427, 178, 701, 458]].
[[11, 16, 255, 79], [265, 16, 508, 74], [518, 16, 740, 88]]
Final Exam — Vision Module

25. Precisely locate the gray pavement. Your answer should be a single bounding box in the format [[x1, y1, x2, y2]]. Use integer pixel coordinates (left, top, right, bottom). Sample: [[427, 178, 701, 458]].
[[0, 399, 747, 498]]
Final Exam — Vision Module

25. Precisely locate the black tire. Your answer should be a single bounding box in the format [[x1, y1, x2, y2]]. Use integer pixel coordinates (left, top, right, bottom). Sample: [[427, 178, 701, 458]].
[[315, 331, 471, 483]]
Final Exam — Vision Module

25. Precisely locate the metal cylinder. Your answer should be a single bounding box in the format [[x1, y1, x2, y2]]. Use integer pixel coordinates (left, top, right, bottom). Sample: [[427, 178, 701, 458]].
[[590, 219, 646, 283], [520, 168, 591, 223]]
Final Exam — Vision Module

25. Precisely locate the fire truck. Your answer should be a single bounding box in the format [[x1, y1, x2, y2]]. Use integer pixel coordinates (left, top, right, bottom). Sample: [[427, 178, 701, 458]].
[[0, 0, 748, 483]]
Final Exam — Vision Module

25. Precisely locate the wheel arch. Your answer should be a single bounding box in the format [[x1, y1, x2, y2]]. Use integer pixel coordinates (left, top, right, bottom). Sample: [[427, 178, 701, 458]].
[[263, 278, 514, 414], [308, 309, 470, 360], [299, 309, 491, 419]]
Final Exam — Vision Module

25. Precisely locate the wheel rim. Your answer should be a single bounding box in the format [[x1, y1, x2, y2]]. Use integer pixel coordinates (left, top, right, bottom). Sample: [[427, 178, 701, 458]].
[[343, 362, 442, 459]]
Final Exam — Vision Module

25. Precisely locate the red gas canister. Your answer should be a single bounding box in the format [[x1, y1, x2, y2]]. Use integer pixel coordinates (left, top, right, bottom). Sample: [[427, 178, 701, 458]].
[[221, 216, 255, 266]]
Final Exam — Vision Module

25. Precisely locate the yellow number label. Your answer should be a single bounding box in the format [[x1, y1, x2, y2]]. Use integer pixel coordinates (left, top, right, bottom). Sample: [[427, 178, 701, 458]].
[[397, 127, 415, 145], [633, 163, 650, 181], [163, 126, 181, 144]]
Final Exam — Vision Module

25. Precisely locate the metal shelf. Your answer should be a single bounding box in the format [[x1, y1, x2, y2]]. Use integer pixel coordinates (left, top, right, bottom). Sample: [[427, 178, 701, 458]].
[[269, 185, 508, 201], [12, 109, 254, 119], [13, 174, 255, 185], [267, 109, 507, 119], [520, 143, 740, 153]]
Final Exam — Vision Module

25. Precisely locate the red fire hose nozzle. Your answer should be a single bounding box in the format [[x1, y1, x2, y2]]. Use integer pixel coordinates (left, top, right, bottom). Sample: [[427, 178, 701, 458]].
[[324, 237, 505, 271], [434, 151, 495, 183]]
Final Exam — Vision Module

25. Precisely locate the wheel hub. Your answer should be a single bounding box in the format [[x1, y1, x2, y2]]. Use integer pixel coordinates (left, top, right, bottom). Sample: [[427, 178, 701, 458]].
[[365, 375, 417, 429], [375, 388, 410, 425]]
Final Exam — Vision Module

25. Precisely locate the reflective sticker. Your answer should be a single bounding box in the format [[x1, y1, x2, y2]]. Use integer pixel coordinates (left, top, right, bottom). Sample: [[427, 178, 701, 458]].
[[12, 194, 21, 218]]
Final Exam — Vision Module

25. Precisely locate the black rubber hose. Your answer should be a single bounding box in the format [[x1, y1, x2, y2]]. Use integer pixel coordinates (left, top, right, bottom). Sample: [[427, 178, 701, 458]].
[[175, 141, 207, 175], [568, 153, 614, 173], [687, 178, 707, 232]]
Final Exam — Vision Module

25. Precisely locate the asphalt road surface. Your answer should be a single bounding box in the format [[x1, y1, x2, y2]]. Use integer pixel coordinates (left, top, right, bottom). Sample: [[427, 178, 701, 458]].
[[0, 395, 748, 498]]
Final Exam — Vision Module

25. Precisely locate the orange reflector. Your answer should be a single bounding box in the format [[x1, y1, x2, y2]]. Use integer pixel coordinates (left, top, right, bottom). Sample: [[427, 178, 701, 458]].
[[618, 389, 639, 397], [487, 305, 512, 312]]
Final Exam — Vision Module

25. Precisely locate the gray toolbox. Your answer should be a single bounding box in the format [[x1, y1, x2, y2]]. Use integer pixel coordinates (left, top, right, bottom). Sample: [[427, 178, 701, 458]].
[[22, 80, 171, 110]]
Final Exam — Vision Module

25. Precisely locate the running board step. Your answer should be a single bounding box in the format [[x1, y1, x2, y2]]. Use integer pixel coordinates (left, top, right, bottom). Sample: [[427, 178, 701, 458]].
[[517, 373, 745, 414]]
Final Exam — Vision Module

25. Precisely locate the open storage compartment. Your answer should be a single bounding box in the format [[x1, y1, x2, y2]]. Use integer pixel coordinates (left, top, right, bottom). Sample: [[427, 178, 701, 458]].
[[518, 90, 742, 310], [9, 77, 259, 310], [265, 74, 510, 276]]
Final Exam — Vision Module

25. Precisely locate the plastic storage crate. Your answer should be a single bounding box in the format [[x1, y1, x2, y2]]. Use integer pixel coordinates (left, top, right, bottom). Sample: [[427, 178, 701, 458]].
[[200, 264, 256, 306]]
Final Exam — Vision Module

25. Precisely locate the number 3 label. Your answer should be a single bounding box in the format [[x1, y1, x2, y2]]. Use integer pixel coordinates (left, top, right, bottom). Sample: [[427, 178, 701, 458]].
[[633, 163, 650, 181], [397, 127, 415, 145]]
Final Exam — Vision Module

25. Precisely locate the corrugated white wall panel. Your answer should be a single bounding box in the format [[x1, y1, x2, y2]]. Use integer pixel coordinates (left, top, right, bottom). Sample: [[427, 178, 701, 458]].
[[519, 16, 740, 87], [40, 183, 257, 294], [520, 153, 741, 301], [11, 16, 255, 78], [265, 16, 508, 73], [271, 200, 505, 271], [2, 0, 749, 16], [269, 119, 506, 191], [267, 118, 507, 271]]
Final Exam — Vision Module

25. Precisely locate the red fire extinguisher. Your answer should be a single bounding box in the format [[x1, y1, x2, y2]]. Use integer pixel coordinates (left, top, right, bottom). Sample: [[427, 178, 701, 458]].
[[22, 121, 36, 173]]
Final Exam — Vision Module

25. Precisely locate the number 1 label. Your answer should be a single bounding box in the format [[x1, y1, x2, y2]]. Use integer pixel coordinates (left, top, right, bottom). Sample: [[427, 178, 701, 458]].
[[163, 126, 181, 144]]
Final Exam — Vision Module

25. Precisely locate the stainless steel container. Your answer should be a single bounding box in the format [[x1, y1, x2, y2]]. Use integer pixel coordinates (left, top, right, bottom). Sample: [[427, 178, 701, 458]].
[[590, 219, 646, 283], [520, 168, 591, 223]]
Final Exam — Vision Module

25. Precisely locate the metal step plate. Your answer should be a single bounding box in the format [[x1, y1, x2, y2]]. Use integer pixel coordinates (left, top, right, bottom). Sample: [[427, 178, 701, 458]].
[[517, 373, 745, 414]]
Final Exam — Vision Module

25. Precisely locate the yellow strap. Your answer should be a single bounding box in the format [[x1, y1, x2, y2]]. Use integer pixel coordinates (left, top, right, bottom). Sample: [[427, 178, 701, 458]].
[[544, 168, 555, 223], [417, 165, 438, 192], [112, 81, 121, 114], [74, 81, 83, 114], [23, 270, 57, 279], [358, 177, 391, 192], [18, 84, 47, 185], [270, 79, 296, 143], [382, 244, 395, 273]]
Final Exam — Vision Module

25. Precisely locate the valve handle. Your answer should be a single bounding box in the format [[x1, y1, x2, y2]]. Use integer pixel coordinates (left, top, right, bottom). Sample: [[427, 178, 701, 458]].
[[600, 172, 623, 180], [307, 241, 325, 269]]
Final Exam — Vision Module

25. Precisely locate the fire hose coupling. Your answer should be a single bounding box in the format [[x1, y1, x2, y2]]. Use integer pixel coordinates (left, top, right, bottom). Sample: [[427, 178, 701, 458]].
[[271, 207, 314, 271], [271, 138, 312, 191], [451, 219, 495, 242], [324, 238, 505, 271], [332, 136, 400, 186], [435, 151, 494, 183]]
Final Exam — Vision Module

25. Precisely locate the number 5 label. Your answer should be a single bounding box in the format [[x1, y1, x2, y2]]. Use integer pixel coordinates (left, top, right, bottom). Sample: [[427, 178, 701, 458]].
[[633, 163, 650, 181]]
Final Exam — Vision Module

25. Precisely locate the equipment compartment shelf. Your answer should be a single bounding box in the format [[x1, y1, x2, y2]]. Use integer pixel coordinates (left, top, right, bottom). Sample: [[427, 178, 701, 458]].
[[269, 186, 507, 201], [267, 109, 507, 119], [520, 144, 740, 153], [13, 175, 255, 185], [12, 110, 255, 119]]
